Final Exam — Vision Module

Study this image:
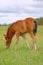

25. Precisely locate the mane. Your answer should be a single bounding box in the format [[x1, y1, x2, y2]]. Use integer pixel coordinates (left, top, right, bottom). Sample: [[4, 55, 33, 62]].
[[7, 22, 15, 36]]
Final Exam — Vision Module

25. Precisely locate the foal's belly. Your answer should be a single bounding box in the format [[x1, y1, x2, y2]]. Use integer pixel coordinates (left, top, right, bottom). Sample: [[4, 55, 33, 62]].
[[20, 31, 27, 35]]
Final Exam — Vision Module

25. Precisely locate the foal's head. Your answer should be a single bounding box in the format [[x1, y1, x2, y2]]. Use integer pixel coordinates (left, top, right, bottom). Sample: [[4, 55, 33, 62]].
[[4, 35, 11, 48]]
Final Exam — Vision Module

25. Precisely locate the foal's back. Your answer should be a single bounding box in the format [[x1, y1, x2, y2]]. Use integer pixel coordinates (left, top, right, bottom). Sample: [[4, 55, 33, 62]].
[[13, 18, 35, 33]]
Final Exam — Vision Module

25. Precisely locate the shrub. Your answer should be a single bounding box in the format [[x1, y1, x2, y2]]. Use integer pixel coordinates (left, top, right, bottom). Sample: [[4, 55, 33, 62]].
[[36, 17, 43, 25]]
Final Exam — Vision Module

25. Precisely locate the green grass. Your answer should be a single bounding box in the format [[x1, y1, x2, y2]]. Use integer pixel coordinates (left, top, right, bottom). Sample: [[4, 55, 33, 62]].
[[0, 25, 43, 65]]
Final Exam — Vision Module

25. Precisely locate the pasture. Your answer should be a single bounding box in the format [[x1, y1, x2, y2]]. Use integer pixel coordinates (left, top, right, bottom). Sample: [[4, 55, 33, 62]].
[[0, 25, 43, 65]]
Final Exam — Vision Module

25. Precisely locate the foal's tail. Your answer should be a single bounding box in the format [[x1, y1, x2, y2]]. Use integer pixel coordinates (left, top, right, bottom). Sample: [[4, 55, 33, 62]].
[[33, 20, 37, 35]]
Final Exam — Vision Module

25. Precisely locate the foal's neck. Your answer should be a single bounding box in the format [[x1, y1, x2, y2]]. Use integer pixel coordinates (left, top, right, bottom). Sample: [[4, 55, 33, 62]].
[[6, 22, 16, 40], [7, 27, 15, 39]]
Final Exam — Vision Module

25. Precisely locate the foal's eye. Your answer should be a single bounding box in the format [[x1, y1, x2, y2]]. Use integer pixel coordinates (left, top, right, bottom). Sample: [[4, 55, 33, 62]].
[[5, 36, 8, 39]]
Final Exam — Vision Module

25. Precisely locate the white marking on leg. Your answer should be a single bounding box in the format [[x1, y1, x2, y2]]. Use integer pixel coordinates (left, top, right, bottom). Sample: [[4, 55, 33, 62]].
[[33, 40, 37, 50]]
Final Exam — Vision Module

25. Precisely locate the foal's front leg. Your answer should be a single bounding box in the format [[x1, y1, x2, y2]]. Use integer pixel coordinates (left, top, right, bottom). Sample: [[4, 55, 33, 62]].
[[14, 32, 19, 49], [22, 34, 30, 49]]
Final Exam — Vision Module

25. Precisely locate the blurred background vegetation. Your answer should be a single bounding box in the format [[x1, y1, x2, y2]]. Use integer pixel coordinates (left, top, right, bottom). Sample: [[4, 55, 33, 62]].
[[36, 17, 43, 25]]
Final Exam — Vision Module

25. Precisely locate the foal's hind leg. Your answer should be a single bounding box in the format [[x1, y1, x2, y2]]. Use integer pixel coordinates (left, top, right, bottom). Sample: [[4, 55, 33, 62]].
[[22, 34, 30, 49], [29, 31, 37, 50]]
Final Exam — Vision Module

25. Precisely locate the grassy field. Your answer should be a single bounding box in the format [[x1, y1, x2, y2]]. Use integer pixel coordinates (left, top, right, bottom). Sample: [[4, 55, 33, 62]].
[[0, 25, 43, 65]]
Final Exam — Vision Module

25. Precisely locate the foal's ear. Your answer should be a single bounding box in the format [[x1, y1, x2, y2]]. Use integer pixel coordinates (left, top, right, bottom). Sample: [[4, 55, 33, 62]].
[[4, 34, 7, 39], [4, 34, 6, 37], [4, 34, 6, 38]]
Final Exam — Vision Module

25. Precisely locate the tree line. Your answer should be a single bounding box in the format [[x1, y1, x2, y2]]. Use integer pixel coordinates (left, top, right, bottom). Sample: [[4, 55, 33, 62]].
[[36, 17, 43, 25]]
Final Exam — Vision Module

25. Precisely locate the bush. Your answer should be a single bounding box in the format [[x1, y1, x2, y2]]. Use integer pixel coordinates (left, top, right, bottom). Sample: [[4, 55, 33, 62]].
[[36, 17, 43, 25]]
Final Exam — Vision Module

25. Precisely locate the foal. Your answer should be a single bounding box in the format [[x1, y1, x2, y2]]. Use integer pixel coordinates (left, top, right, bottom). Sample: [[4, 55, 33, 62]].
[[4, 18, 37, 50]]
